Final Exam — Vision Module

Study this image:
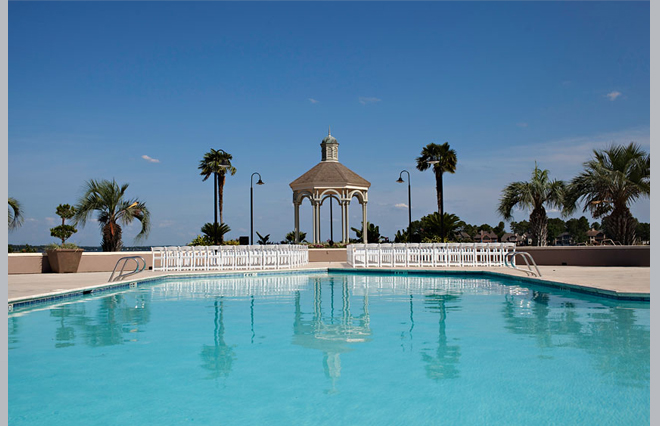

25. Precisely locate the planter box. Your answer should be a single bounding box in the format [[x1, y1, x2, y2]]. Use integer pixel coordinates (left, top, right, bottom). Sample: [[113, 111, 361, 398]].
[[46, 249, 84, 273]]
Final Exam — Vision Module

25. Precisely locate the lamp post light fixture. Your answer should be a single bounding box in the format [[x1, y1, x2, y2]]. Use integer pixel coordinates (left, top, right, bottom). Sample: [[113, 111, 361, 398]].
[[250, 172, 265, 245], [396, 170, 412, 243], [217, 149, 232, 169]]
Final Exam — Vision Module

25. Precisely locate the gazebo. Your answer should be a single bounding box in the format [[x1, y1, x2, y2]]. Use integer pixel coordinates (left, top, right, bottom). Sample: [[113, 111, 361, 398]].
[[289, 130, 371, 244]]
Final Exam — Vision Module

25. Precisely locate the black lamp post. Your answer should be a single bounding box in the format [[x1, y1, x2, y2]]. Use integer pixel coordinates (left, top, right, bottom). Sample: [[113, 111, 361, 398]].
[[250, 172, 264, 245], [396, 170, 412, 243]]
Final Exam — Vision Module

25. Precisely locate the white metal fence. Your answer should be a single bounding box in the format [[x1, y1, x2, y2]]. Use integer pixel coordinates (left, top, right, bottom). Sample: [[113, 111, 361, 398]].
[[151, 245, 309, 272], [346, 243, 516, 268]]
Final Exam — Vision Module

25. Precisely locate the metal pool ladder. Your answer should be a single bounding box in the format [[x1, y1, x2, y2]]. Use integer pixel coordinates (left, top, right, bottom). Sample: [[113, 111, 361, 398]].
[[504, 251, 542, 277], [109, 256, 147, 282]]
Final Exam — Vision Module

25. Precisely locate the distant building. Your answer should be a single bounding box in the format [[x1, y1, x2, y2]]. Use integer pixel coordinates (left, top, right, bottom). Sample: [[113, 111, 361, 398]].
[[473, 230, 498, 243], [457, 231, 473, 242], [501, 233, 526, 246], [586, 229, 606, 245], [554, 232, 572, 246]]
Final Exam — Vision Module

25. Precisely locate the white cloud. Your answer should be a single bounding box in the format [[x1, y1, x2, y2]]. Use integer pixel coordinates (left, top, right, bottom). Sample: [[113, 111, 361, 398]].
[[142, 155, 160, 163], [606, 91, 622, 101], [469, 127, 650, 177], [158, 220, 175, 228], [45, 217, 57, 226], [394, 203, 408, 209], [516, 122, 528, 128], [359, 97, 381, 105], [308, 98, 319, 104]]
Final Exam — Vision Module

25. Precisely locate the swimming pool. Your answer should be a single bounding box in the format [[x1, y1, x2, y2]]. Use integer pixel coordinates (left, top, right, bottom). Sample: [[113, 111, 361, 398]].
[[8, 272, 650, 425]]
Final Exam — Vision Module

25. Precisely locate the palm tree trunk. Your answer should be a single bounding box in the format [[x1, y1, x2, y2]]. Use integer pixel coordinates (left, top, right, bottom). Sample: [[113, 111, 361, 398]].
[[435, 169, 444, 241], [218, 173, 225, 243], [604, 207, 636, 245], [213, 173, 219, 245], [102, 222, 123, 252], [529, 207, 548, 246], [213, 172, 218, 226]]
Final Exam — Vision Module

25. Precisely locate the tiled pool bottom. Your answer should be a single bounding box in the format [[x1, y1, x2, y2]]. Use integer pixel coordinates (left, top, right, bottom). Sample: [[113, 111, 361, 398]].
[[8, 272, 650, 425]]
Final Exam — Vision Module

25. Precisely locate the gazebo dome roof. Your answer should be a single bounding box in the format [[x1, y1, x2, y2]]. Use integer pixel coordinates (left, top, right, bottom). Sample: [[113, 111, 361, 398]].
[[289, 161, 371, 190], [322, 133, 338, 144]]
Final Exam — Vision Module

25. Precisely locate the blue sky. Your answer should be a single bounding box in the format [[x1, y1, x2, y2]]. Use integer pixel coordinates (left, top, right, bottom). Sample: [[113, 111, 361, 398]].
[[8, 1, 650, 246]]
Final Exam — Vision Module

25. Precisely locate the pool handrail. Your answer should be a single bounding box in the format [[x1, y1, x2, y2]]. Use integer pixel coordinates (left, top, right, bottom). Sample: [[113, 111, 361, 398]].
[[109, 256, 147, 282], [504, 251, 542, 277]]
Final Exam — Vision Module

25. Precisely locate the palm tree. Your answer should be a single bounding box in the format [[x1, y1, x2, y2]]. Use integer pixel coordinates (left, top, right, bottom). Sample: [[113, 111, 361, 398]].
[[497, 164, 566, 246], [420, 212, 462, 242], [8, 197, 24, 230], [351, 222, 382, 243], [416, 142, 458, 240], [199, 148, 236, 243], [565, 143, 650, 245], [73, 179, 151, 251], [201, 222, 231, 244]]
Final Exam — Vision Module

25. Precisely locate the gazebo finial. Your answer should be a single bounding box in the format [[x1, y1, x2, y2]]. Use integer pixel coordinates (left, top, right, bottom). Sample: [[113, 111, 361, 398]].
[[328, 126, 331, 136]]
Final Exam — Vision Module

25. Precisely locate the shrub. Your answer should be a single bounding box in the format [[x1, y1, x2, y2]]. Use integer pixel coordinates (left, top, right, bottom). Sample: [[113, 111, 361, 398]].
[[49, 204, 78, 248]]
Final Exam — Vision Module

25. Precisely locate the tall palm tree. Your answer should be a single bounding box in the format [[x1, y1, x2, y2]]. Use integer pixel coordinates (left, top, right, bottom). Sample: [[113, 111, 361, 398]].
[[8, 197, 24, 230], [565, 143, 650, 245], [199, 148, 236, 243], [416, 142, 458, 240], [73, 179, 151, 251], [498, 164, 566, 246]]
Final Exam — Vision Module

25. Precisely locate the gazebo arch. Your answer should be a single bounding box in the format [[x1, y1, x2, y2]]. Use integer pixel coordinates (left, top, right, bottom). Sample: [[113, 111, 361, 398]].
[[290, 130, 371, 244]]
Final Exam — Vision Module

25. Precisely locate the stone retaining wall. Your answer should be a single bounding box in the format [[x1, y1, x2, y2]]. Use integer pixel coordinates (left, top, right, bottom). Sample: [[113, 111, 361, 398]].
[[521, 245, 650, 267], [9, 252, 155, 274]]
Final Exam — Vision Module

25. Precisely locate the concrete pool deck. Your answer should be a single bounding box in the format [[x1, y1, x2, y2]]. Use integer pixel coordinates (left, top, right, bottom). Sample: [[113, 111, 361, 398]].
[[7, 263, 650, 305]]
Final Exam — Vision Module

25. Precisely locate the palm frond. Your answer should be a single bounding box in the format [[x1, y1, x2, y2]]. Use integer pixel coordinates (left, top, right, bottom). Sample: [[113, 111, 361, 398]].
[[415, 142, 457, 174], [567, 142, 650, 217], [199, 148, 236, 178], [8, 197, 24, 230]]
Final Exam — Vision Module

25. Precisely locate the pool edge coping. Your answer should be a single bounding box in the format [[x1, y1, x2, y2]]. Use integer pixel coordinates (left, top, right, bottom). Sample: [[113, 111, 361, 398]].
[[7, 268, 330, 311], [8, 266, 649, 312], [327, 268, 650, 302]]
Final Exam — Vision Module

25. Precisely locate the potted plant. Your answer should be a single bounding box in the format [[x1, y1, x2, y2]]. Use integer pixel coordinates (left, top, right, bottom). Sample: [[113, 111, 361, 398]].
[[46, 204, 84, 273]]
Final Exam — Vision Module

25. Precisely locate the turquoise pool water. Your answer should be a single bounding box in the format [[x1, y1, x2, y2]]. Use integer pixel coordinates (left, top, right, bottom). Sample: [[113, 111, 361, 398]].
[[9, 272, 650, 425]]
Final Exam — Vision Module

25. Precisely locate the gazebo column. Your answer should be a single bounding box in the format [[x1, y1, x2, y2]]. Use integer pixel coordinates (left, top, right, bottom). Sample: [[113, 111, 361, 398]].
[[294, 201, 301, 243], [361, 201, 368, 243], [340, 201, 347, 244], [317, 201, 322, 244], [311, 201, 317, 244], [312, 199, 322, 244], [345, 201, 350, 243]]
